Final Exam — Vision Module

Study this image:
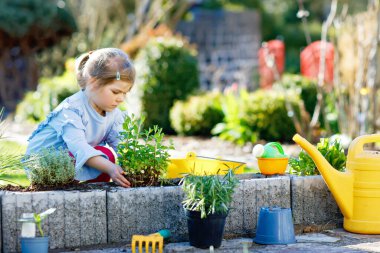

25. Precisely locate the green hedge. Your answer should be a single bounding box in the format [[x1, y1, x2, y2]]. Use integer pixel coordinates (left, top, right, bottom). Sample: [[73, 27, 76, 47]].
[[275, 74, 317, 116], [135, 36, 199, 133], [170, 92, 224, 136], [242, 90, 300, 142]]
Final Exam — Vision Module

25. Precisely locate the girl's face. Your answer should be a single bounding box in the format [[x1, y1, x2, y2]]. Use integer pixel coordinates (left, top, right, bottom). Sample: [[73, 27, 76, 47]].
[[87, 79, 132, 116]]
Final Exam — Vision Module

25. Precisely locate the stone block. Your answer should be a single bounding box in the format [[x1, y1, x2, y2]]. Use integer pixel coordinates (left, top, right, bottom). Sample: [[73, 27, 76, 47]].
[[1, 190, 107, 252], [107, 185, 186, 244], [48, 191, 65, 249], [2, 192, 19, 253], [291, 176, 343, 226], [225, 181, 244, 235], [107, 188, 122, 243], [242, 179, 256, 234], [64, 191, 81, 247]]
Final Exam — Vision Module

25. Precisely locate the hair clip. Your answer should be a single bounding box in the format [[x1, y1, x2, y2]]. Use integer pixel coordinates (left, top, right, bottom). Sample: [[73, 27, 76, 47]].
[[116, 71, 120, 80]]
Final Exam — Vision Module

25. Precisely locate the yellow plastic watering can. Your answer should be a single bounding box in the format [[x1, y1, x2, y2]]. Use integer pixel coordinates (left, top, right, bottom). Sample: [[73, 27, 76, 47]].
[[293, 134, 380, 234]]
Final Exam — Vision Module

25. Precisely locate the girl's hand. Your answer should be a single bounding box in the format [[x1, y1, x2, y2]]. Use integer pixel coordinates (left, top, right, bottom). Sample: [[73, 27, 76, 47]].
[[109, 165, 131, 188]]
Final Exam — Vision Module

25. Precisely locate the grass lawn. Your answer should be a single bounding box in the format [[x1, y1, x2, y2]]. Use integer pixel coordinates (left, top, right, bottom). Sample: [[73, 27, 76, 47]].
[[0, 140, 30, 186]]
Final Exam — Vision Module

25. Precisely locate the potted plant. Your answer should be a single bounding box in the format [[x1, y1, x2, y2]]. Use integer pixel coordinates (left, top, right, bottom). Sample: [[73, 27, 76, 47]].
[[117, 115, 174, 187], [19, 208, 56, 253], [180, 169, 239, 249]]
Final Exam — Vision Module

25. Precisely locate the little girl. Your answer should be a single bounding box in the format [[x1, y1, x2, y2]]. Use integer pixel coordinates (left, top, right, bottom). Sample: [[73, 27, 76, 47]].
[[25, 48, 134, 188]]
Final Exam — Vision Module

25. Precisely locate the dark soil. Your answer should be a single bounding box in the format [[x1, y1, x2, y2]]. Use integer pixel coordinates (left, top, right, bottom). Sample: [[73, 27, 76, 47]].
[[0, 178, 181, 192]]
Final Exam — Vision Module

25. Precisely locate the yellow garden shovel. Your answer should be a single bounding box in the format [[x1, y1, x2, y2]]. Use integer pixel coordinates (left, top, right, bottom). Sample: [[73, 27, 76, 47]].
[[131, 229, 171, 253]]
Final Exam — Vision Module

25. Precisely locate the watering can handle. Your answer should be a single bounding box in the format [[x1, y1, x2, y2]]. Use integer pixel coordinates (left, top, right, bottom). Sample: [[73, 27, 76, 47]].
[[266, 142, 285, 154], [349, 134, 380, 157]]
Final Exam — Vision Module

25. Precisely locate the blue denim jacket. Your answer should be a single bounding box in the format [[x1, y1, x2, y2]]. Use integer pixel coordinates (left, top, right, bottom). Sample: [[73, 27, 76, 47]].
[[26, 90, 126, 180]]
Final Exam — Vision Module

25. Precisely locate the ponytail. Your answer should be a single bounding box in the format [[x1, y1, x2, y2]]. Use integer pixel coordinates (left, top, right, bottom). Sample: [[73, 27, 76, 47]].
[[75, 53, 91, 89]]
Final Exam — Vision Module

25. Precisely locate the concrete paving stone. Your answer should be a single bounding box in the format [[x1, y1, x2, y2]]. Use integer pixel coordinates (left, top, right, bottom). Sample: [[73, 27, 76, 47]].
[[134, 187, 156, 236], [291, 176, 343, 227], [255, 178, 270, 215], [225, 181, 244, 235], [242, 179, 257, 234], [2, 192, 18, 253], [107, 189, 122, 243], [94, 190, 107, 245], [147, 186, 165, 234], [64, 191, 81, 248], [162, 186, 186, 242], [80, 191, 96, 246], [48, 191, 65, 249], [291, 176, 304, 225], [296, 233, 341, 243]]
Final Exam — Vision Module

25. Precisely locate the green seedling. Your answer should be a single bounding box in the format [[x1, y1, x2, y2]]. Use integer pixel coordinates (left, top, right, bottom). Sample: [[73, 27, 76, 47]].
[[19, 208, 56, 237]]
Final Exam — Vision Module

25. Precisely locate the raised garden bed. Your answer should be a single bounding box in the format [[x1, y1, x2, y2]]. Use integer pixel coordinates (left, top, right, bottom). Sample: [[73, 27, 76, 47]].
[[0, 175, 343, 252]]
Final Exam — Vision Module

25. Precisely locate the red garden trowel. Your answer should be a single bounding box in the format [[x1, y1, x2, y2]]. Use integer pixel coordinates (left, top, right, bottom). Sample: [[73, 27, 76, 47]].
[[131, 229, 171, 253]]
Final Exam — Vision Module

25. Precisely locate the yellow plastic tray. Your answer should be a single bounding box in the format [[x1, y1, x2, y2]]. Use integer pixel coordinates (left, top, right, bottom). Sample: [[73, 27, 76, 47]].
[[166, 151, 246, 178]]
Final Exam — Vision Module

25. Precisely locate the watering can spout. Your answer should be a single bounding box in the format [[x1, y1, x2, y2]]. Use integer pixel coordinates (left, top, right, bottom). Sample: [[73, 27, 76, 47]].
[[293, 134, 353, 219]]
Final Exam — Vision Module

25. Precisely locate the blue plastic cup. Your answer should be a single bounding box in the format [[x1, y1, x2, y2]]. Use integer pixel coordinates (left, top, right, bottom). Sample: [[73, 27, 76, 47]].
[[254, 207, 296, 244], [20, 237, 49, 253]]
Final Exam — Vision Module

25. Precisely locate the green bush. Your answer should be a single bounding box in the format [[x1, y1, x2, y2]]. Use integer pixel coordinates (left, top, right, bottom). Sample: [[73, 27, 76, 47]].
[[27, 147, 76, 187], [170, 92, 224, 136], [275, 74, 339, 133], [275, 74, 317, 117], [211, 89, 257, 145], [242, 90, 300, 142], [135, 36, 199, 133], [290, 137, 346, 176], [15, 60, 78, 123]]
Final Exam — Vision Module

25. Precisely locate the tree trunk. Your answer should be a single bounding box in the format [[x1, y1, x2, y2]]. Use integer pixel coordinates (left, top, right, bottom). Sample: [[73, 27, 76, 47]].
[[0, 49, 38, 113]]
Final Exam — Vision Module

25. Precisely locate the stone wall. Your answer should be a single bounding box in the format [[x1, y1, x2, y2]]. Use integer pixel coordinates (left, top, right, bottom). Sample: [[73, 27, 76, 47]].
[[0, 175, 342, 252], [176, 10, 261, 90]]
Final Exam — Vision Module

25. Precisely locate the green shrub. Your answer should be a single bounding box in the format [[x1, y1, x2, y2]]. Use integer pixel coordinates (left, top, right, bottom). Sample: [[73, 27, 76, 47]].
[[242, 90, 300, 142], [290, 137, 346, 176], [211, 89, 257, 145], [27, 147, 76, 187], [135, 36, 199, 133], [15, 60, 78, 123], [275, 74, 317, 117], [117, 115, 174, 187], [170, 92, 224, 136], [275, 74, 339, 133]]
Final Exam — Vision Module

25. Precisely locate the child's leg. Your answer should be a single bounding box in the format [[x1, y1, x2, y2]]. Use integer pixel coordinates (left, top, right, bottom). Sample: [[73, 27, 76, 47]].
[[85, 146, 114, 183], [69, 146, 115, 183]]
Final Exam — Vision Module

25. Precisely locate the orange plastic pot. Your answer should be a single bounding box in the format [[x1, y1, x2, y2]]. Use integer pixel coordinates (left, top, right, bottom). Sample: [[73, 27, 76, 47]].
[[257, 158, 289, 175]]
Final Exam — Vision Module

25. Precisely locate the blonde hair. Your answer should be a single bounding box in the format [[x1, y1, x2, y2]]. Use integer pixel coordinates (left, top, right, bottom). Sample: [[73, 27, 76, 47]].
[[75, 48, 135, 89]]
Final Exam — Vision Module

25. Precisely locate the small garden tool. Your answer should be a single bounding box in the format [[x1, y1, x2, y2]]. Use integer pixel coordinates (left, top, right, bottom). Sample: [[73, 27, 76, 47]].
[[131, 229, 170, 253]]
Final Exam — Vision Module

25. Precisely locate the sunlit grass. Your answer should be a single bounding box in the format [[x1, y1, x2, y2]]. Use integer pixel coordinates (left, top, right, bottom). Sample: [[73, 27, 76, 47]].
[[0, 170, 30, 187], [0, 140, 28, 186], [0, 140, 27, 154], [244, 166, 259, 174]]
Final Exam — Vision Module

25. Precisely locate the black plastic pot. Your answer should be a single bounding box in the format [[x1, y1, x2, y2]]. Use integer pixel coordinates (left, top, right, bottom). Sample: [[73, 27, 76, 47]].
[[185, 209, 228, 249]]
